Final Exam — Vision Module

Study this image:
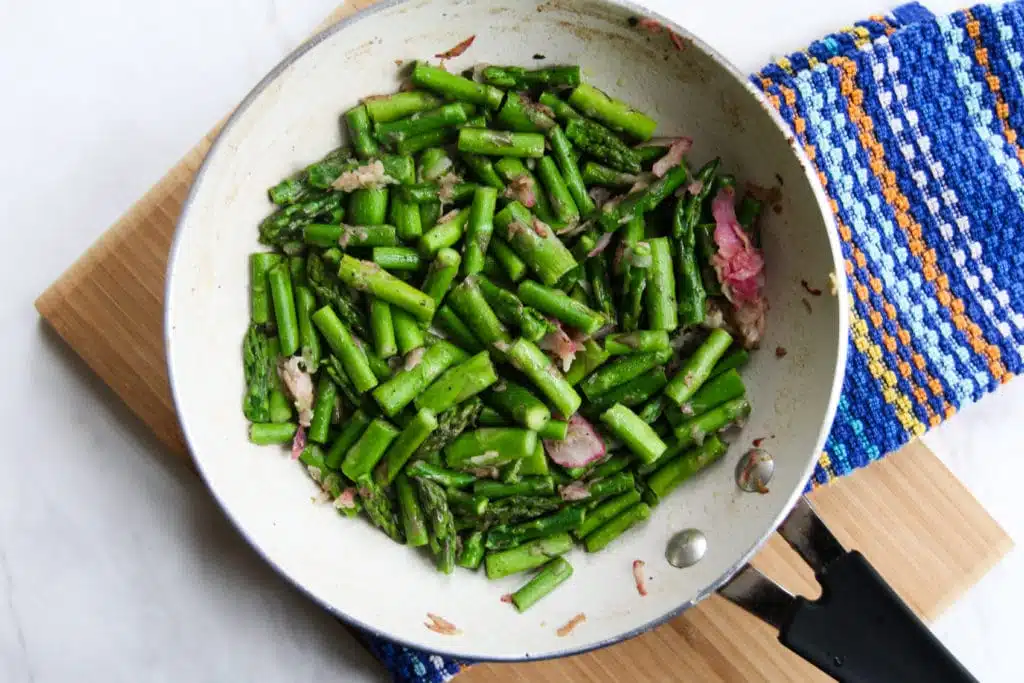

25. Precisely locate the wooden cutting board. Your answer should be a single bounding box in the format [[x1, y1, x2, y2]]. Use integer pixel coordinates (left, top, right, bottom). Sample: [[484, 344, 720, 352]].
[[35, 1, 1012, 680]]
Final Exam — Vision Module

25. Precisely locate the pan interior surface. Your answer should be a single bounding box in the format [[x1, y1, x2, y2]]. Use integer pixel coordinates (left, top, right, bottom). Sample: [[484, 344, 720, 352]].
[[166, 0, 847, 661]]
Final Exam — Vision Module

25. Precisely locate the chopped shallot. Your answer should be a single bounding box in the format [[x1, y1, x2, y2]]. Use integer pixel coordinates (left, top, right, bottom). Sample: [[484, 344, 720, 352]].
[[711, 187, 766, 347], [651, 138, 692, 178], [627, 174, 654, 194], [687, 179, 705, 196], [556, 613, 587, 637], [279, 357, 314, 426], [290, 425, 306, 461], [532, 217, 551, 238], [633, 560, 648, 596], [438, 208, 461, 224], [539, 322, 579, 372], [437, 172, 462, 204], [425, 613, 461, 636], [504, 174, 537, 208], [404, 347, 427, 371], [588, 186, 613, 207], [544, 415, 606, 468], [587, 232, 614, 258], [559, 481, 592, 502], [333, 488, 358, 510], [331, 160, 397, 192], [435, 35, 475, 60]]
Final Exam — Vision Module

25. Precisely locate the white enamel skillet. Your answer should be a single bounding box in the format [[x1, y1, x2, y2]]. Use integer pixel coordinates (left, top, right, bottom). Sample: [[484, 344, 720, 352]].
[[165, 1, 975, 679]]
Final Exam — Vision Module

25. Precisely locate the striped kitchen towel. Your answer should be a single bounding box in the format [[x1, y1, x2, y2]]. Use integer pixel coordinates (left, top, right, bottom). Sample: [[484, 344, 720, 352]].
[[370, 2, 1024, 679]]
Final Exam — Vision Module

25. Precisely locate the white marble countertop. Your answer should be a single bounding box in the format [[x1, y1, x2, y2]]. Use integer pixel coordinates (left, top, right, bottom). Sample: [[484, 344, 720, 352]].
[[2, 0, 1020, 680]]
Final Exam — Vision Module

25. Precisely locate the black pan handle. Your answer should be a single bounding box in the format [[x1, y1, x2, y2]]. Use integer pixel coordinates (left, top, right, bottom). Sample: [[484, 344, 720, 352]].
[[719, 498, 977, 683]]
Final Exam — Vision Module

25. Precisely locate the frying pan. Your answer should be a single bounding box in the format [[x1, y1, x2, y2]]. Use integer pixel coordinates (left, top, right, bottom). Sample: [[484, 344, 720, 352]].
[[165, 0, 976, 680]]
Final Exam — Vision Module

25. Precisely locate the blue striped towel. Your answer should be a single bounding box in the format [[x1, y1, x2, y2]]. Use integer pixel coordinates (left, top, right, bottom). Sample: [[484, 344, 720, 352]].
[[366, 2, 1023, 679]]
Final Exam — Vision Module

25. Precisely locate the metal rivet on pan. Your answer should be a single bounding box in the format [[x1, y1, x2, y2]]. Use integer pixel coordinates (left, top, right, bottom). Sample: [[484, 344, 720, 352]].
[[736, 448, 775, 493], [666, 528, 707, 568]]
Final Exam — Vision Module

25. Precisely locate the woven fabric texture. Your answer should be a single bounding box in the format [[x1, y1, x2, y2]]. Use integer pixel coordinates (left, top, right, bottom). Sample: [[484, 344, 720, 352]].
[[367, 2, 1023, 679]]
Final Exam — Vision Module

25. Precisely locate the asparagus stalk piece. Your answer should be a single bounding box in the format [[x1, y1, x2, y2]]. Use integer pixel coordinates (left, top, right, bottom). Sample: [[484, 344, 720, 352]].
[[445, 428, 538, 470], [395, 473, 430, 548], [673, 397, 751, 449], [364, 90, 444, 123], [510, 557, 574, 612], [600, 404, 667, 464], [507, 338, 582, 419], [484, 532, 573, 580], [371, 339, 467, 417], [458, 129, 546, 158], [341, 418, 400, 481], [583, 502, 651, 552], [249, 422, 297, 445], [664, 328, 734, 405], [243, 324, 273, 423], [337, 255, 436, 323], [416, 477, 457, 573], [312, 306, 378, 393], [568, 83, 657, 141], [377, 409, 438, 485], [414, 351, 498, 414]]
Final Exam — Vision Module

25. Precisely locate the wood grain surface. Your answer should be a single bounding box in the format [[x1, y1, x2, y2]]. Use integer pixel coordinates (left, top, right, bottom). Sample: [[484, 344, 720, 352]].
[[35, 1, 1013, 680]]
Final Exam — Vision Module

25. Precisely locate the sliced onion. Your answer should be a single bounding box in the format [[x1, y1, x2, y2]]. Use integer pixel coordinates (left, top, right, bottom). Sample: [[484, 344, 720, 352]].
[[544, 415, 606, 469]]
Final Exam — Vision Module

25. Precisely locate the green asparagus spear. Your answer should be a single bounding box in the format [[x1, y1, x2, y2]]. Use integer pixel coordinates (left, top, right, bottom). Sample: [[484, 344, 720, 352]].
[[344, 105, 380, 160], [371, 340, 467, 416], [583, 502, 651, 552], [496, 92, 558, 133], [538, 92, 582, 122], [565, 118, 642, 173], [482, 65, 581, 90], [483, 380, 552, 432], [664, 328, 733, 406], [568, 83, 657, 141], [373, 102, 472, 145], [406, 460, 477, 489], [564, 340, 611, 386], [673, 397, 751, 449], [462, 186, 498, 276], [507, 338, 582, 419], [434, 305, 483, 352], [416, 477, 457, 573], [600, 404, 667, 464], [250, 253, 282, 324], [457, 530, 486, 570], [312, 306, 378, 393], [396, 473, 430, 548], [243, 324, 273, 423], [510, 557, 574, 611], [421, 248, 462, 309], [580, 349, 671, 399], [411, 62, 504, 110], [341, 418, 400, 481], [325, 408, 372, 469], [485, 506, 585, 550], [268, 264, 300, 356], [574, 490, 642, 539], [517, 280, 604, 335], [364, 91, 444, 123], [369, 299, 398, 358], [645, 435, 728, 503], [378, 409, 438, 485], [249, 422, 297, 445], [308, 375, 337, 444], [337, 255, 436, 323], [458, 129, 546, 158], [445, 428, 538, 470], [485, 532, 573, 579], [476, 276, 552, 342]]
